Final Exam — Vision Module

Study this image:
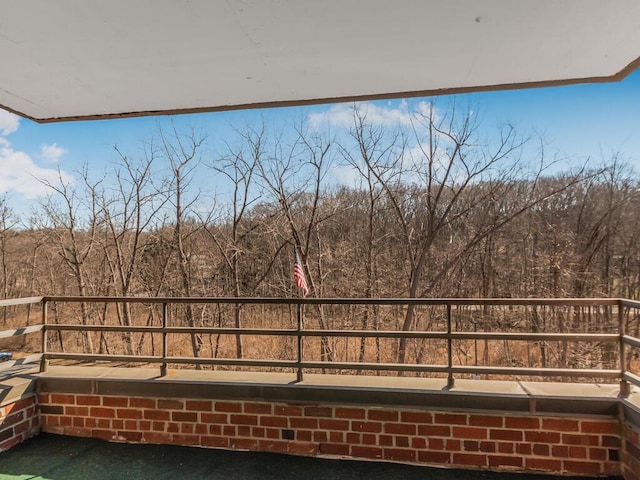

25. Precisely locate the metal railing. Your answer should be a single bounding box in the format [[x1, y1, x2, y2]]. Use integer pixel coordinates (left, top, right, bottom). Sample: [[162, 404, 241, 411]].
[[1, 296, 639, 395]]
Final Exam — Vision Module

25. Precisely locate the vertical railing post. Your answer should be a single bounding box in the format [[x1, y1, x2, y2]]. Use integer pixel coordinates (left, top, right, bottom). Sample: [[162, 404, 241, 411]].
[[40, 299, 48, 372], [161, 302, 168, 377], [296, 302, 304, 382], [447, 304, 454, 389], [619, 300, 630, 397]]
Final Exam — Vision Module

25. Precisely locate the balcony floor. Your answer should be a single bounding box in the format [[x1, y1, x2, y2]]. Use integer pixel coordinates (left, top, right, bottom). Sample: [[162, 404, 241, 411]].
[[0, 433, 619, 480]]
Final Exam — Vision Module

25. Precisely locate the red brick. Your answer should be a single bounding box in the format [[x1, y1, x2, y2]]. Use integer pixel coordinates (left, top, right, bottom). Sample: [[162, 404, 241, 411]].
[[215, 402, 242, 413], [173, 411, 198, 423], [313, 431, 328, 442], [368, 410, 398, 422], [418, 451, 451, 464], [201, 413, 227, 424], [50, 394, 75, 404], [260, 416, 287, 428], [208, 424, 222, 435], [167, 422, 180, 433], [525, 457, 562, 472], [266, 428, 280, 439], [552, 445, 569, 458], [562, 433, 599, 446], [173, 434, 200, 446], [181, 423, 194, 434], [65, 406, 89, 416], [602, 435, 621, 448], [76, 395, 100, 406], [142, 432, 172, 444], [335, 408, 365, 419], [379, 435, 394, 447], [289, 417, 317, 429], [569, 446, 587, 459], [505, 417, 539, 429], [158, 399, 183, 410], [488, 455, 522, 468], [581, 421, 617, 434], [319, 419, 349, 430], [490, 429, 522, 441], [589, 447, 607, 461], [542, 418, 579, 431], [384, 423, 416, 435], [453, 426, 487, 440], [563, 460, 602, 476], [130, 398, 156, 409], [242, 403, 271, 414], [304, 406, 332, 417], [428, 437, 445, 450], [287, 441, 317, 455], [38, 394, 50, 404], [418, 424, 450, 437], [320, 443, 349, 456], [60, 416, 72, 427], [400, 411, 432, 424], [112, 419, 124, 430], [139, 420, 151, 431], [223, 425, 236, 436], [90, 407, 115, 418], [532, 443, 550, 456], [297, 430, 312, 442], [468, 415, 503, 428], [118, 409, 143, 420], [257, 439, 288, 453], [237, 426, 251, 437], [72, 417, 84, 428], [524, 431, 560, 444], [452, 453, 487, 467], [411, 437, 426, 449], [395, 436, 409, 447], [92, 429, 115, 441], [446, 439, 461, 451], [252, 427, 265, 438], [103, 397, 128, 407], [434, 413, 467, 425], [185, 400, 212, 411], [201, 435, 229, 448], [273, 405, 302, 416], [383, 448, 415, 462], [346, 432, 360, 444], [329, 431, 343, 443], [118, 431, 143, 442], [352, 421, 382, 433], [144, 410, 170, 421], [351, 445, 382, 459]]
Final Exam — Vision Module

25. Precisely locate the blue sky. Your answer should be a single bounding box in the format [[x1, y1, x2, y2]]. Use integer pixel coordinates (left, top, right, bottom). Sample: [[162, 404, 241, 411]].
[[1, 68, 639, 215]]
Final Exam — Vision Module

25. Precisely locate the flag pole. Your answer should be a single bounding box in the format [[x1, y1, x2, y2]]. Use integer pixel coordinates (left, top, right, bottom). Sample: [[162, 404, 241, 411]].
[[294, 246, 308, 382]]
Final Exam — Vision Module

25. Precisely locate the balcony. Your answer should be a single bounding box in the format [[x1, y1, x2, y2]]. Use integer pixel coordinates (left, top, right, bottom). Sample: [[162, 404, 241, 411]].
[[1, 296, 640, 478]]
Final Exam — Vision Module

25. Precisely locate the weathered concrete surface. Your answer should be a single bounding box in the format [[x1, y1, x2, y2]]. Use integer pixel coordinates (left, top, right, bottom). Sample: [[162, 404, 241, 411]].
[[0, 433, 620, 480]]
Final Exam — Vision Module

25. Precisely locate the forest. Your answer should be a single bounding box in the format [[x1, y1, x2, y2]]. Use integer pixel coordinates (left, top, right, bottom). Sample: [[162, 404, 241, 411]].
[[0, 103, 638, 372]]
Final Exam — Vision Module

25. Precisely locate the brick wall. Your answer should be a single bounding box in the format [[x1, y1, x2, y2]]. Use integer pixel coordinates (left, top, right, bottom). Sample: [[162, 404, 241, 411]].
[[38, 393, 622, 476], [623, 420, 640, 480], [0, 394, 40, 451]]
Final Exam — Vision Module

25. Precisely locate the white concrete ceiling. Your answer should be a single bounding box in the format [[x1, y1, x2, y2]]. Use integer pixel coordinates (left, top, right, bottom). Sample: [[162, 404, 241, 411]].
[[1, 0, 639, 122]]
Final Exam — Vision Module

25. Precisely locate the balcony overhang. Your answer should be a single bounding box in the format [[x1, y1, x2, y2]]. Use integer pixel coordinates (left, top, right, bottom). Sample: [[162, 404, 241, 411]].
[[1, 1, 640, 123]]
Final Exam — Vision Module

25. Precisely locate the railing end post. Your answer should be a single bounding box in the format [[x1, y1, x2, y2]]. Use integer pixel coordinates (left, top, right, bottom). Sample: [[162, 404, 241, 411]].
[[40, 357, 49, 373], [447, 375, 455, 390], [296, 369, 303, 383], [160, 364, 167, 377], [620, 379, 631, 398]]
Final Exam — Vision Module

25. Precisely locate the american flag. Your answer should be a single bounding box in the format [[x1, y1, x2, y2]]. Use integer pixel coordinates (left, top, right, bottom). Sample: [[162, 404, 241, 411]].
[[294, 249, 309, 297]]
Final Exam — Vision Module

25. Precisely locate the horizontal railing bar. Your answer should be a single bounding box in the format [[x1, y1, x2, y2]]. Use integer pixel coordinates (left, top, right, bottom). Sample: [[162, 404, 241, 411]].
[[621, 299, 640, 309], [0, 324, 44, 339], [42, 295, 621, 307], [623, 335, 640, 349], [45, 353, 162, 363], [623, 372, 640, 388], [0, 296, 43, 307], [450, 366, 620, 379], [43, 325, 621, 343], [300, 361, 449, 373], [0, 353, 43, 372]]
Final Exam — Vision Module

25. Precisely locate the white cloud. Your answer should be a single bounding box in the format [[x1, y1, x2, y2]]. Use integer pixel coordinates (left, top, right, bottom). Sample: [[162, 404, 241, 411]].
[[0, 109, 20, 136], [0, 139, 73, 199], [40, 143, 66, 163], [309, 100, 433, 130]]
